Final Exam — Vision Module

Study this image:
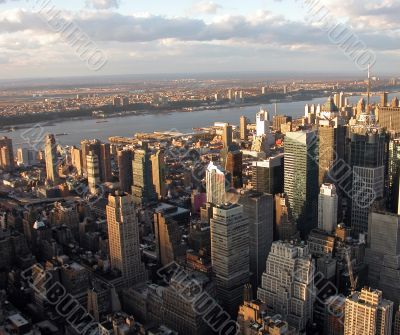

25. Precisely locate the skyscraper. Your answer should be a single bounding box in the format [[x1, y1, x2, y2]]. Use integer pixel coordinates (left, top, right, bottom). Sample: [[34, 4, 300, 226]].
[[344, 287, 393, 335], [222, 123, 233, 148], [86, 150, 100, 195], [251, 154, 284, 195], [318, 124, 346, 186], [238, 190, 273, 289], [210, 203, 249, 316], [257, 241, 315, 331], [154, 209, 184, 266], [151, 150, 167, 199], [239, 116, 248, 140], [0, 136, 14, 171], [274, 193, 299, 240], [44, 134, 59, 183], [284, 131, 318, 236], [256, 109, 270, 136], [206, 161, 227, 205], [388, 137, 400, 214], [318, 183, 338, 233], [132, 147, 157, 206], [100, 143, 112, 182], [117, 149, 133, 194], [349, 127, 387, 236], [80, 139, 110, 182], [223, 146, 243, 188], [70, 146, 83, 176], [365, 211, 400, 308], [106, 192, 146, 287]]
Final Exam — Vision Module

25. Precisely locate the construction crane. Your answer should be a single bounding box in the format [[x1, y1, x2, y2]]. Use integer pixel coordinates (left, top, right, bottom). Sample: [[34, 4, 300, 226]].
[[345, 247, 358, 293]]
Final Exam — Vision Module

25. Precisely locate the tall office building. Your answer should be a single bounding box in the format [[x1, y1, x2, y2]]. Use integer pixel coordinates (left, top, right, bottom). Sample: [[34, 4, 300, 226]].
[[324, 295, 345, 335], [222, 123, 233, 148], [274, 193, 299, 240], [106, 192, 146, 287], [251, 154, 284, 195], [210, 203, 249, 316], [151, 150, 167, 199], [388, 138, 400, 214], [240, 116, 249, 140], [100, 143, 112, 182], [381, 92, 388, 107], [257, 241, 315, 331], [378, 100, 400, 132], [344, 287, 393, 335], [350, 127, 387, 236], [223, 146, 243, 188], [70, 146, 83, 176], [86, 151, 100, 195], [154, 209, 183, 266], [132, 147, 157, 206], [272, 115, 292, 132], [284, 131, 318, 236], [365, 211, 400, 308], [238, 191, 273, 289], [117, 149, 133, 194], [256, 109, 270, 136], [395, 308, 400, 335], [206, 161, 227, 205], [80, 139, 111, 182], [44, 134, 59, 183], [318, 184, 338, 233], [318, 124, 346, 186], [0, 136, 14, 171]]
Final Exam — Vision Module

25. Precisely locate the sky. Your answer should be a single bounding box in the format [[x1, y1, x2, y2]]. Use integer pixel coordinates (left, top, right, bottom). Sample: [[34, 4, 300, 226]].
[[0, 0, 399, 79]]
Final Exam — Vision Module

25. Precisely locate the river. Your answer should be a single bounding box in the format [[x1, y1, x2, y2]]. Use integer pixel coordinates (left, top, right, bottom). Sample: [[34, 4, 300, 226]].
[[2, 94, 397, 149]]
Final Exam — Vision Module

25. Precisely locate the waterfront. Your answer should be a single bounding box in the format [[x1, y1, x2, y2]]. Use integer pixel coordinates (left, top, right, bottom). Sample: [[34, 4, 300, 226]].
[[3, 94, 395, 149]]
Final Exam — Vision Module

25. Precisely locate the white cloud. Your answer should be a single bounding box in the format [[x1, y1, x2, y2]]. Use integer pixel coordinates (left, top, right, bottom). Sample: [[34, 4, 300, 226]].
[[191, 1, 222, 15], [86, 0, 120, 10]]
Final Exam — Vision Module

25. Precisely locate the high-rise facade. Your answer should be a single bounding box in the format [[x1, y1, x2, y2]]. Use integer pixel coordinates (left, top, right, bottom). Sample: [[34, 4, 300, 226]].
[[154, 210, 183, 266], [240, 116, 248, 140], [284, 131, 318, 236], [100, 143, 112, 182], [151, 150, 167, 199], [365, 211, 400, 308], [251, 154, 284, 195], [257, 241, 315, 331], [70, 146, 83, 176], [210, 203, 249, 316], [344, 287, 393, 335], [117, 149, 133, 194], [223, 147, 243, 188], [132, 148, 157, 206], [274, 193, 299, 240], [273, 115, 292, 132], [106, 192, 146, 287], [318, 124, 346, 186], [395, 307, 400, 335], [0, 136, 14, 171], [44, 134, 59, 183], [206, 162, 226, 205], [388, 138, 400, 214], [86, 150, 100, 195], [349, 127, 387, 236], [222, 123, 233, 148], [318, 183, 338, 233], [239, 190, 273, 289], [256, 109, 270, 136], [80, 139, 111, 182]]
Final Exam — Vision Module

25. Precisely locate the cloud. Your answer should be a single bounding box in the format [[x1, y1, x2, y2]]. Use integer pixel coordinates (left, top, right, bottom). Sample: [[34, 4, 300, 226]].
[[85, 0, 120, 10], [191, 1, 222, 14]]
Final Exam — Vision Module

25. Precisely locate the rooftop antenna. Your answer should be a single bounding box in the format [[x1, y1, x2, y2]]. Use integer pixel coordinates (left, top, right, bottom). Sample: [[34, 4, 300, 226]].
[[274, 102, 278, 116], [367, 63, 371, 109]]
